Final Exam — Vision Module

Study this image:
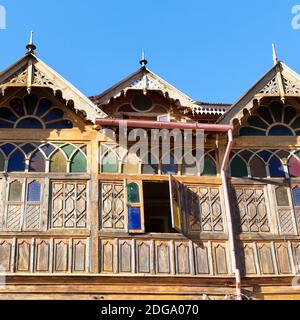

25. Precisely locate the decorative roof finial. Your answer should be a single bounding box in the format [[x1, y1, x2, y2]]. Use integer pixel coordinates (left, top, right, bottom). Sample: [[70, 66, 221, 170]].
[[139, 49, 148, 67], [26, 31, 36, 54], [272, 43, 278, 65]]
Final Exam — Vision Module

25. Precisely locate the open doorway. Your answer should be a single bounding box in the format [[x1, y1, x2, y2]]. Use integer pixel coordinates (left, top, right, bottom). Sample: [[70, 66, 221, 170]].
[[143, 181, 178, 233]]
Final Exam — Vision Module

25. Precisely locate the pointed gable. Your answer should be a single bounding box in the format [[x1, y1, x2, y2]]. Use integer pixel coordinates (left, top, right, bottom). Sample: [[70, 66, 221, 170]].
[[0, 51, 107, 123], [218, 61, 300, 125]]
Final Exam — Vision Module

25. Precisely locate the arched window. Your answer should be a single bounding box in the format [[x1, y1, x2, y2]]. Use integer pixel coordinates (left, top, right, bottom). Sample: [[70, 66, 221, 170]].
[[127, 183, 140, 203], [29, 150, 46, 172], [230, 155, 247, 177], [8, 150, 25, 172], [27, 181, 41, 202], [269, 156, 285, 177], [239, 102, 300, 136], [50, 150, 67, 173], [288, 155, 300, 177], [249, 155, 267, 177], [0, 94, 73, 129], [122, 153, 139, 174], [101, 150, 119, 173], [201, 155, 217, 176], [70, 150, 87, 173], [8, 180, 22, 201]]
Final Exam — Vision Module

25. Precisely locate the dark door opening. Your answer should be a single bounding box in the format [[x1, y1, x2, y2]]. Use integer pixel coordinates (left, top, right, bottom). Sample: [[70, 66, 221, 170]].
[[143, 181, 178, 233]]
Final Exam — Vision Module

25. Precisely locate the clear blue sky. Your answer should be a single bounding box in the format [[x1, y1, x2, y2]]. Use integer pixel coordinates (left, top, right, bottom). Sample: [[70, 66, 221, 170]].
[[0, 0, 299, 103]]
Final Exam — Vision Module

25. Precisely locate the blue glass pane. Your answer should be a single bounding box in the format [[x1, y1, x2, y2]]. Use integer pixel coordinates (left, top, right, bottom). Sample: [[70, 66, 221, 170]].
[[269, 156, 285, 177], [284, 107, 297, 125], [36, 98, 52, 117], [10, 98, 24, 117], [30, 151, 46, 172], [24, 94, 38, 115], [0, 120, 13, 128], [293, 187, 300, 206], [296, 130, 300, 136], [45, 120, 73, 129], [16, 118, 43, 129], [247, 116, 268, 129], [27, 181, 41, 202], [0, 144, 16, 156], [8, 150, 25, 172], [42, 109, 64, 122], [257, 107, 273, 124], [0, 107, 17, 122], [21, 144, 36, 155], [128, 207, 141, 230], [268, 125, 294, 136], [270, 102, 283, 122], [239, 127, 265, 136], [41, 144, 55, 157], [257, 151, 272, 162]]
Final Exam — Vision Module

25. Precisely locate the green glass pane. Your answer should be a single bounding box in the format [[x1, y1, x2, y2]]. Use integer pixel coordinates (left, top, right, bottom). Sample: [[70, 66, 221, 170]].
[[8, 181, 22, 201], [24, 94, 38, 115], [50, 151, 67, 172], [127, 183, 140, 203], [70, 151, 87, 173], [230, 156, 248, 177], [291, 116, 300, 130], [202, 156, 217, 176], [0, 152, 4, 171], [61, 145, 75, 158], [101, 152, 118, 173], [276, 187, 289, 206], [295, 150, 300, 161]]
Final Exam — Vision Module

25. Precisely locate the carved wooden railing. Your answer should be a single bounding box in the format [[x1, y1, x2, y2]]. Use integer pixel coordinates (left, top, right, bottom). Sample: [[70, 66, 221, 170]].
[[100, 238, 231, 277]]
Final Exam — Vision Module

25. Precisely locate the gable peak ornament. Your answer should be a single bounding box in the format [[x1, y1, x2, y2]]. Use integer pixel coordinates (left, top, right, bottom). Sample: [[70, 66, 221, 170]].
[[26, 31, 36, 54]]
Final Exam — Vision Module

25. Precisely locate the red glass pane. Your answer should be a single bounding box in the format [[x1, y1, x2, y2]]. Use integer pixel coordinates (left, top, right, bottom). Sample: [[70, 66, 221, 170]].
[[288, 156, 300, 177]]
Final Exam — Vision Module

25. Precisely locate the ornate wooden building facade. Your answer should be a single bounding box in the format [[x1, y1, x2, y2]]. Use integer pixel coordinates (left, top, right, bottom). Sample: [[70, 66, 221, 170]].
[[0, 40, 299, 300]]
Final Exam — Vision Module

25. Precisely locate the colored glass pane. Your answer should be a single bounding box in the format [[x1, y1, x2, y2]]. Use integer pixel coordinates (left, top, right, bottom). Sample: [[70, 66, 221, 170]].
[[249, 156, 267, 177], [50, 151, 67, 172], [10, 98, 24, 117], [43, 108, 64, 122], [128, 207, 141, 230], [269, 156, 285, 177], [239, 127, 265, 136], [61, 145, 75, 158], [8, 150, 25, 172], [288, 156, 300, 177], [257, 107, 273, 124], [268, 125, 294, 136], [202, 156, 217, 176], [247, 116, 268, 129], [230, 155, 247, 177], [9, 181, 22, 201], [292, 187, 300, 206], [284, 106, 296, 124], [101, 151, 119, 173], [36, 98, 52, 117], [70, 151, 87, 172], [0, 107, 17, 122], [127, 183, 140, 204], [27, 181, 41, 202], [270, 102, 283, 122], [24, 94, 38, 115], [276, 187, 289, 206], [30, 151, 46, 172]]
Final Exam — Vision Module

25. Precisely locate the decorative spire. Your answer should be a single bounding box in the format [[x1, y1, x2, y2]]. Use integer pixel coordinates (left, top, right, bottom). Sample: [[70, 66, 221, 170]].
[[139, 49, 148, 67], [272, 43, 278, 65], [26, 31, 36, 54]]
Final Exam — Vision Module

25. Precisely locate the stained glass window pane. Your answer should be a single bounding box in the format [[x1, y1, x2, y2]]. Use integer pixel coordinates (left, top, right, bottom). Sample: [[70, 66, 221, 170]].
[[8, 150, 25, 172], [0, 144, 15, 156], [9, 181, 22, 201], [123, 153, 139, 174], [284, 106, 296, 125], [142, 163, 159, 174], [61, 145, 75, 158], [10, 98, 24, 117], [70, 151, 87, 173], [268, 125, 294, 136], [41, 144, 55, 157], [30, 151, 46, 172], [21, 144, 36, 155], [161, 155, 177, 175], [50, 151, 67, 172], [258, 151, 272, 162], [128, 207, 141, 230], [270, 102, 283, 122], [0, 120, 13, 128], [24, 94, 38, 115], [291, 116, 300, 129], [288, 156, 300, 177], [230, 155, 247, 177], [16, 118, 44, 129], [0, 107, 17, 122], [257, 107, 273, 124], [27, 181, 41, 202], [247, 116, 268, 129], [127, 183, 140, 204], [239, 127, 265, 136], [36, 98, 52, 117], [276, 187, 289, 206], [101, 151, 119, 173], [269, 156, 285, 177], [42, 109, 64, 122], [292, 187, 300, 206], [249, 156, 267, 177], [202, 156, 217, 176]]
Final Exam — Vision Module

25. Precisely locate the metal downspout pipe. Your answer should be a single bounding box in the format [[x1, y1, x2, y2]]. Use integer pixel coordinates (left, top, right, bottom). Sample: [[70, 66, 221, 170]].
[[220, 129, 242, 300]]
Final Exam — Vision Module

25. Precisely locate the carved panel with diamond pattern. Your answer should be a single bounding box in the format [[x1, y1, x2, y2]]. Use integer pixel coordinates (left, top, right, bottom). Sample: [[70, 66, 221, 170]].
[[101, 182, 125, 231], [186, 185, 224, 232], [51, 181, 87, 229], [232, 187, 270, 233]]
